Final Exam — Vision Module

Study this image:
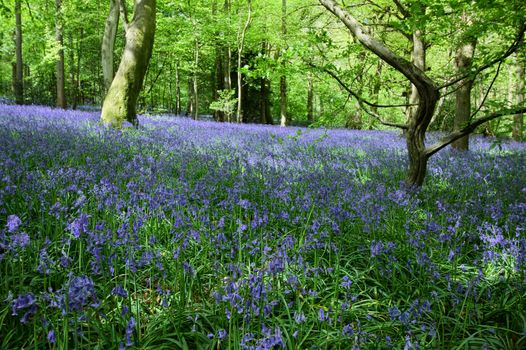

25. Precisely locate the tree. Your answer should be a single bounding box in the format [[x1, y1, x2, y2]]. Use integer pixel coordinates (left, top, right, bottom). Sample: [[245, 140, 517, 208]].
[[101, 0, 120, 93], [55, 0, 66, 109], [452, 12, 476, 150], [513, 51, 525, 141], [14, 0, 23, 104], [279, 0, 287, 126], [236, 0, 251, 123], [318, 0, 526, 186], [100, 0, 156, 128]]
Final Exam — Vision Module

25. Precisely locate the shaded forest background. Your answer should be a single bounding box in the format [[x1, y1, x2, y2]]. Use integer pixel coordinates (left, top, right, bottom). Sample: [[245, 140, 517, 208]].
[[0, 0, 524, 135]]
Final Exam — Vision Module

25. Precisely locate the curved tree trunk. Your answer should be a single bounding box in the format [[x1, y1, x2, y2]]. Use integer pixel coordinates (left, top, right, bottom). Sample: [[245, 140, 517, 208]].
[[101, 0, 156, 128], [319, 0, 439, 187], [101, 0, 120, 93]]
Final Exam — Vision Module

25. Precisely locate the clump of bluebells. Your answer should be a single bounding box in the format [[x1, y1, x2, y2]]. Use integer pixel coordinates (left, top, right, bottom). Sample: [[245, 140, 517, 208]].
[[0, 103, 525, 349]]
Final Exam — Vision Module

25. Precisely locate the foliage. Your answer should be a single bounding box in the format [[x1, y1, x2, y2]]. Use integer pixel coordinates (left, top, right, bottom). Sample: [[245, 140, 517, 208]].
[[0, 0, 523, 135], [210, 89, 238, 118], [1, 104, 526, 349]]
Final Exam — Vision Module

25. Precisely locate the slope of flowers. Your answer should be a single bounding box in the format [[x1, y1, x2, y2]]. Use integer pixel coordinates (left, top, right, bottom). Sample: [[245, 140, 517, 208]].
[[0, 104, 525, 349]]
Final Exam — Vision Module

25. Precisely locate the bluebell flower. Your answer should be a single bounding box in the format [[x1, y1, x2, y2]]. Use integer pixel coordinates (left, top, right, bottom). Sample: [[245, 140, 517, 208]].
[[111, 285, 129, 298], [67, 275, 98, 312], [11, 293, 37, 324], [47, 330, 56, 344], [218, 329, 227, 339], [10, 232, 30, 249], [294, 311, 305, 324], [341, 275, 353, 289], [388, 306, 400, 320], [68, 213, 90, 238], [125, 317, 135, 346], [6, 214, 22, 233]]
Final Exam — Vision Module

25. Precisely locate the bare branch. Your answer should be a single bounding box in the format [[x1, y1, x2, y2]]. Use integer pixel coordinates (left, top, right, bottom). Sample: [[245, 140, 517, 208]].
[[312, 64, 408, 129], [425, 106, 526, 157], [314, 64, 414, 108], [470, 60, 503, 119], [392, 0, 410, 18], [439, 22, 526, 90]]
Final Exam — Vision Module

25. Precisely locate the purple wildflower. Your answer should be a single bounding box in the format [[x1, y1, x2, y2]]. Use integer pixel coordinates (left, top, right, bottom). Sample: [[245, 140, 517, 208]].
[[111, 285, 129, 298], [68, 213, 90, 238], [6, 215, 22, 233], [218, 329, 227, 339], [47, 330, 56, 344], [11, 293, 37, 324], [125, 317, 135, 346], [67, 275, 98, 312], [341, 275, 353, 289], [10, 232, 30, 249]]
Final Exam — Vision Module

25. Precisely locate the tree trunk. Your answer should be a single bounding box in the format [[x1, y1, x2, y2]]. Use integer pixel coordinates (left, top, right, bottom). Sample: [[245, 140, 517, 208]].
[[55, 0, 66, 109], [68, 34, 77, 109], [513, 52, 524, 141], [407, 29, 425, 122], [260, 78, 273, 124], [236, 0, 251, 123], [193, 39, 199, 120], [280, 0, 288, 127], [175, 60, 181, 114], [307, 72, 314, 124], [102, 0, 120, 93], [370, 61, 383, 128], [452, 38, 476, 150], [100, 0, 156, 128], [186, 77, 193, 116], [76, 29, 83, 106], [14, 0, 24, 104]]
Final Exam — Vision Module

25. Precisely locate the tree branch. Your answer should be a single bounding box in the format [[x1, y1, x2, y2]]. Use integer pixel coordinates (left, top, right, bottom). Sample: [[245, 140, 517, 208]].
[[392, 0, 410, 18], [439, 22, 526, 90], [425, 106, 526, 157], [119, 0, 130, 33], [470, 60, 502, 119], [312, 64, 408, 129], [313, 64, 414, 108]]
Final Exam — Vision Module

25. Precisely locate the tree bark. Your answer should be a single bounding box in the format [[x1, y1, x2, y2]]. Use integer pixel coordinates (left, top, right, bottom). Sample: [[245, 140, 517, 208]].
[[100, 0, 156, 128], [175, 60, 181, 114], [407, 29, 425, 122], [102, 0, 120, 93], [186, 77, 193, 116], [280, 0, 288, 127], [370, 61, 383, 128], [55, 0, 66, 109], [307, 72, 314, 124], [14, 0, 23, 104], [193, 39, 199, 120], [451, 40, 476, 150], [513, 52, 524, 141], [236, 0, 251, 123], [68, 34, 77, 109]]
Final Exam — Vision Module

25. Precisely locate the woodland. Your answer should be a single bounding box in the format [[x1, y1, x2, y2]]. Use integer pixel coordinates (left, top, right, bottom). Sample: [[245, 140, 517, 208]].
[[0, 0, 526, 349]]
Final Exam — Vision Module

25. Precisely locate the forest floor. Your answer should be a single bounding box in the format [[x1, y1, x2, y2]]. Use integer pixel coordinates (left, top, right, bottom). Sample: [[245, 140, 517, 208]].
[[1, 103, 526, 349]]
